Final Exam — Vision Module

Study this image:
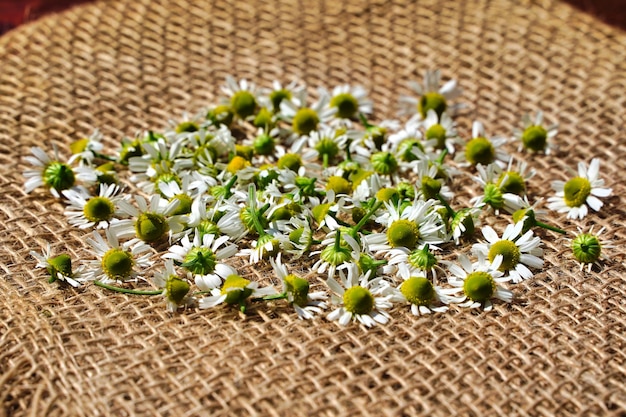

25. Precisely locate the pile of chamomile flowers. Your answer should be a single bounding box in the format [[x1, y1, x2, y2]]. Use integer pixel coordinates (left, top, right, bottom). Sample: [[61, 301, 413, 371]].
[[24, 71, 614, 327]]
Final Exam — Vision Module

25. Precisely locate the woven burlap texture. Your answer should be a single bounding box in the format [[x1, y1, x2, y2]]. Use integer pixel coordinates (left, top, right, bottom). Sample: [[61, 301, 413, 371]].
[[1, 0, 625, 415]]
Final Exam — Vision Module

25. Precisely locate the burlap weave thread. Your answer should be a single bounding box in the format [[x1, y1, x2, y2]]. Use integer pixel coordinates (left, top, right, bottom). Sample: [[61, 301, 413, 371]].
[[0, 0, 625, 415]]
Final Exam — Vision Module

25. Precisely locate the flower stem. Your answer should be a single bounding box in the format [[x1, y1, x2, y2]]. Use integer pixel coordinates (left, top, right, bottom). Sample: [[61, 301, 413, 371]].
[[536, 221, 566, 234], [223, 175, 238, 199], [94, 280, 162, 295], [263, 292, 288, 301], [354, 201, 383, 233], [436, 193, 455, 218], [437, 148, 449, 165], [334, 230, 342, 252], [248, 184, 268, 237]]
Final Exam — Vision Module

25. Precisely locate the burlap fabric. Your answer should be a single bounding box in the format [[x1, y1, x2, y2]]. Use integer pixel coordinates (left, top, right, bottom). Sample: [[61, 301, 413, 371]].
[[1, 0, 625, 415]]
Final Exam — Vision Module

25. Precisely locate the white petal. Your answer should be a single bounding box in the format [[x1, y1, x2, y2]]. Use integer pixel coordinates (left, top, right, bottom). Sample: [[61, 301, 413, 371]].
[[586, 196, 604, 211], [481, 226, 499, 243], [590, 187, 612, 198]]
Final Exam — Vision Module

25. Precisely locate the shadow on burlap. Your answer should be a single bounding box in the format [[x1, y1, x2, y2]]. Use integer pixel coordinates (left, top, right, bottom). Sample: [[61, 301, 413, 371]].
[[0, 0, 625, 415]]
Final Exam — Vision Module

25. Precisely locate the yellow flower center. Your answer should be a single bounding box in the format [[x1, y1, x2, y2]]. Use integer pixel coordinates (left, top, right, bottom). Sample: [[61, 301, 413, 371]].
[[101, 248, 134, 280], [418, 92, 447, 118], [292, 108, 319, 135], [488, 240, 521, 271], [563, 177, 591, 208], [401, 277, 435, 306], [465, 137, 495, 166], [330, 92, 359, 119], [387, 219, 420, 250], [463, 271, 496, 302], [83, 196, 115, 223], [343, 286, 375, 315]]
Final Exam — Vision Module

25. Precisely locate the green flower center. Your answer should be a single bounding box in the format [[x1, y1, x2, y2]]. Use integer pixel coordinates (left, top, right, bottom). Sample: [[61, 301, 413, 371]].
[[463, 271, 496, 302], [83, 196, 115, 223], [171, 194, 193, 215], [135, 212, 169, 243], [425, 123, 447, 149], [521, 125, 547, 152], [407, 247, 437, 270], [401, 277, 435, 306], [483, 183, 504, 209], [230, 91, 257, 119], [418, 92, 447, 118], [292, 108, 319, 135], [312, 203, 332, 226], [207, 104, 234, 126], [387, 219, 420, 250], [101, 248, 134, 280], [155, 172, 180, 189], [277, 153, 302, 172], [253, 107, 274, 128], [343, 286, 375, 315], [375, 187, 399, 203], [420, 176, 441, 200], [182, 247, 217, 275], [253, 133, 275, 156], [497, 171, 526, 196], [330, 92, 359, 119], [571, 233, 601, 264], [371, 151, 399, 176], [175, 121, 199, 133], [465, 137, 495, 166], [270, 89, 291, 112], [315, 138, 340, 161], [284, 274, 310, 307], [563, 177, 591, 208], [221, 274, 253, 305], [166, 276, 190, 305], [47, 254, 73, 276], [397, 139, 424, 162], [488, 240, 521, 271], [43, 162, 76, 191], [326, 176, 352, 195]]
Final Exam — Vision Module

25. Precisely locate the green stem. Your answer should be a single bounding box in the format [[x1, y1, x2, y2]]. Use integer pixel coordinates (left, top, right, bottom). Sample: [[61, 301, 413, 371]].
[[436, 193, 455, 218], [344, 139, 353, 162], [263, 292, 288, 301], [248, 184, 269, 237], [437, 148, 449, 165], [536, 221, 567, 235], [93, 152, 117, 162], [94, 280, 162, 296], [334, 230, 342, 252], [323, 153, 329, 169], [223, 175, 238, 199], [354, 201, 383, 233]]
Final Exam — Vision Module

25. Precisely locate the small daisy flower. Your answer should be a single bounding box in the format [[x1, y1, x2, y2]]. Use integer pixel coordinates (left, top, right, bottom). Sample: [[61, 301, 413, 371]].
[[30, 244, 82, 287], [392, 266, 463, 315], [198, 273, 276, 312], [460, 121, 510, 168], [270, 254, 327, 319], [326, 263, 393, 327], [259, 79, 306, 113], [163, 231, 238, 290], [239, 232, 283, 264], [83, 228, 153, 283], [68, 129, 106, 165], [514, 111, 558, 154], [280, 88, 335, 136], [399, 69, 462, 118], [547, 158, 612, 220], [447, 254, 512, 311], [24, 146, 97, 198], [472, 222, 544, 283], [153, 259, 194, 312], [421, 109, 459, 154], [221, 76, 259, 120], [62, 184, 126, 229], [411, 159, 454, 202], [113, 194, 187, 244], [449, 207, 481, 245], [327, 84, 373, 120], [570, 226, 614, 272], [303, 126, 349, 168]]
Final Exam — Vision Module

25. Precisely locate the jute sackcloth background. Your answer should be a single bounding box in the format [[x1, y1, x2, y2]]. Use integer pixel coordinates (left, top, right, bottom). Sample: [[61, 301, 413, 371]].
[[0, 0, 625, 415]]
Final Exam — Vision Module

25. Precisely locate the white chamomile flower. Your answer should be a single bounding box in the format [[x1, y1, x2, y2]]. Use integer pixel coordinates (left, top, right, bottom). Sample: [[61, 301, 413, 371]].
[[399, 69, 462, 118], [62, 184, 126, 229], [569, 226, 614, 272], [68, 129, 105, 165], [83, 228, 153, 283], [446, 254, 512, 311], [303, 126, 349, 168], [326, 263, 393, 327], [113, 194, 187, 244], [239, 232, 283, 264], [259, 79, 306, 113], [391, 266, 463, 315], [326, 84, 373, 120], [24, 146, 97, 198], [280, 88, 335, 136], [411, 159, 454, 202], [459, 121, 510, 168], [198, 273, 276, 312], [472, 222, 543, 283], [270, 254, 327, 319], [221, 76, 259, 120], [30, 244, 82, 287], [547, 158, 612, 220], [514, 111, 557, 154], [421, 109, 459, 154], [153, 259, 194, 312], [449, 207, 481, 245], [163, 230, 238, 290], [158, 174, 201, 216]]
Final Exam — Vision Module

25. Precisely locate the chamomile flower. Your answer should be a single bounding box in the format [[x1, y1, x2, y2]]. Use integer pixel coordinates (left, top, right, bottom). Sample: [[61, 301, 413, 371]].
[[570, 226, 614, 272], [303, 126, 349, 168], [280, 88, 335, 136], [326, 263, 393, 327], [460, 121, 510, 168], [259, 79, 306, 113], [399, 70, 462, 119], [163, 230, 238, 290], [411, 159, 454, 202], [82, 228, 153, 283], [24, 146, 97, 198], [221, 76, 259, 120], [239, 232, 283, 264], [198, 274, 276, 312], [421, 109, 459, 154], [62, 184, 126, 229], [472, 222, 543, 283], [113, 194, 187, 244], [448, 207, 481, 245], [547, 158, 612, 220], [30, 244, 82, 287], [446, 254, 512, 311], [514, 111, 558, 154], [270, 254, 327, 319], [392, 266, 462, 315], [68, 129, 106, 165], [153, 259, 194, 312], [327, 84, 373, 120]]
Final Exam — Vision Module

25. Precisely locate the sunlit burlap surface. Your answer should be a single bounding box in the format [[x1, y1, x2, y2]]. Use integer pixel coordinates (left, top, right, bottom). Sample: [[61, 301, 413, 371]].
[[1, 0, 625, 415]]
